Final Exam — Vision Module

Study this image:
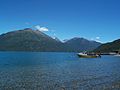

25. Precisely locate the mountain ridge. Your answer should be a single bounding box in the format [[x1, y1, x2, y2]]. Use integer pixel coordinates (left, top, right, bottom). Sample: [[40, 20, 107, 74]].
[[0, 28, 101, 52], [64, 37, 101, 52]]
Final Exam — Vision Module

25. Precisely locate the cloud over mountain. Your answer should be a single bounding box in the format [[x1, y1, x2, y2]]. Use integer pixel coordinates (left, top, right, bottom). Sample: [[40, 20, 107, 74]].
[[35, 25, 49, 32]]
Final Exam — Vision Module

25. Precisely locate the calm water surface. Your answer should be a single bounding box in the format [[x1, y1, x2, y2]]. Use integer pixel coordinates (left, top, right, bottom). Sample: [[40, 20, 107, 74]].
[[0, 52, 120, 90]]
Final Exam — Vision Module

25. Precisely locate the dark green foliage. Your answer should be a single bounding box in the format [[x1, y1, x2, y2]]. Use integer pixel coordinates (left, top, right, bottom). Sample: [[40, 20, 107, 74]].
[[94, 39, 120, 53]]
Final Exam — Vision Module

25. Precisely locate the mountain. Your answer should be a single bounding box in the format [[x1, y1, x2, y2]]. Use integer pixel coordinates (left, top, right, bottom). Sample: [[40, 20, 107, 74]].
[[0, 28, 65, 52], [64, 37, 101, 52], [63, 39, 69, 43], [94, 39, 120, 53], [53, 37, 61, 42], [0, 28, 101, 52]]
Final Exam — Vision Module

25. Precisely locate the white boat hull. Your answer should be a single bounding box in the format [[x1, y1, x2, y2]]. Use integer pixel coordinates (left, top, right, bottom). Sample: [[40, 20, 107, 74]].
[[77, 53, 101, 58]]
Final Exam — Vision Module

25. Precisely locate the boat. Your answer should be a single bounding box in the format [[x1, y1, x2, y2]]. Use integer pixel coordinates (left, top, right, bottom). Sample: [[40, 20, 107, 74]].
[[77, 53, 101, 58], [112, 50, 120, 56], [114, 54, 120, 56]]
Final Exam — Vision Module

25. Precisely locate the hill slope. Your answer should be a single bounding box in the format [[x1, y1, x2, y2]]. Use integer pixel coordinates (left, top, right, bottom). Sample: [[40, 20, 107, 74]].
[[94, 39, 120, 53]]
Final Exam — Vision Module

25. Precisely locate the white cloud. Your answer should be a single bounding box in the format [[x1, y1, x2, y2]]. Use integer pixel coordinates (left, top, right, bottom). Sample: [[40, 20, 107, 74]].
[[90, 37, 102, 43], [95, 37, 102, 43], [96, 37, 100, 40], [40, 27, 49, 31], [35, 25, 49, 32]]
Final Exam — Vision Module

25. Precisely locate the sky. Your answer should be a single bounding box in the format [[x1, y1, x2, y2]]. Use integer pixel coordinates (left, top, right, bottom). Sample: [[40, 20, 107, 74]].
[[0, 0, 120, 43]]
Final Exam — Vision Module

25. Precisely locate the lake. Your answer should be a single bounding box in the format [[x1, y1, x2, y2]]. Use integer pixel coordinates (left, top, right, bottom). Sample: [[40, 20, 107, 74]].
[[0, 52, 120, 90]]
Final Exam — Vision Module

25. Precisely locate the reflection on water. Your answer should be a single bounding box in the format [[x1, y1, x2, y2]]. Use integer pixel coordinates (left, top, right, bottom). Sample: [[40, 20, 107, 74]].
[[0, 52, 120, 89]]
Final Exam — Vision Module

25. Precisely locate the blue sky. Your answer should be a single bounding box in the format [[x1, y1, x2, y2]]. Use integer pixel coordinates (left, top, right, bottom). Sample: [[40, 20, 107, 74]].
[[0, 0, 120, 43]]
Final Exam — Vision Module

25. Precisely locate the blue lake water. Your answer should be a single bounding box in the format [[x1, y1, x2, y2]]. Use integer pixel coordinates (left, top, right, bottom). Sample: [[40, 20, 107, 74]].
[[0, 52, 120, 90]]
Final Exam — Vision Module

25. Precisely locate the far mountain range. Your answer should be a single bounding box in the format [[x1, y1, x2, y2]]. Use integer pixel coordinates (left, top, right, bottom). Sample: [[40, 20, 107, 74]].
[[0, 28, 101, 52]]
